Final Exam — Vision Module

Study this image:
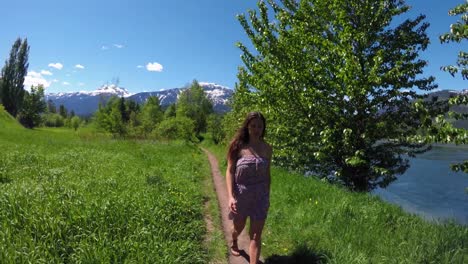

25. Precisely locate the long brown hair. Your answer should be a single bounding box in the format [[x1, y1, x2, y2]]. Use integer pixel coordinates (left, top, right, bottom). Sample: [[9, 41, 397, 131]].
[[227, 112, 266, 163]]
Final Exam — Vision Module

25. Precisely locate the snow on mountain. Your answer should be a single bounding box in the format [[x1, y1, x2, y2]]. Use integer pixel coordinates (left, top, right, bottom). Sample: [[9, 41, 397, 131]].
[[48, 84, 132, 98], [128, 83, 233, 113], [88, 84, 133, 97], [46, 82, 233, 116], [199, 82, 232, 106]]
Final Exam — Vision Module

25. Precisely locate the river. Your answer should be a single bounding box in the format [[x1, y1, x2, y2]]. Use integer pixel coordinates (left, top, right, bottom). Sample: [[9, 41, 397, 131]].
[[373, 145, 468, 225]]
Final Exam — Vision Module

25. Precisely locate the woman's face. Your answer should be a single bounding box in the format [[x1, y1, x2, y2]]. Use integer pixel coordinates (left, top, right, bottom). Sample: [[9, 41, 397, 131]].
[[247, 117, 264, 140]]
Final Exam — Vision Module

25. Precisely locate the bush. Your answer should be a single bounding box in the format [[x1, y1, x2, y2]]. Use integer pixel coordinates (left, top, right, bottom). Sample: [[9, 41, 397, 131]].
[[153, 117, 195, 141], [43, 113, 64, 127]]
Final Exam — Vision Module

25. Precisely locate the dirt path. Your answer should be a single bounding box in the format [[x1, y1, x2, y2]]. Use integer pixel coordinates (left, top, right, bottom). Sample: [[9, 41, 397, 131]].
[[202, 148, 263, 264]]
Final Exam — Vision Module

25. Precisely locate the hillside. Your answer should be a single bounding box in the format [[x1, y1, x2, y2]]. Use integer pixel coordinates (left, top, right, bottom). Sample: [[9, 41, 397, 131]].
[[425, 89, 468, 129], [0, 104, 22, 129]]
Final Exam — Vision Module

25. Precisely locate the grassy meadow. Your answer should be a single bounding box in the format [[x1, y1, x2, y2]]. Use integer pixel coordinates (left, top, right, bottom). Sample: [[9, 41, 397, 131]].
[[0, 109, 225, 263], [201, 139, 468, 264]]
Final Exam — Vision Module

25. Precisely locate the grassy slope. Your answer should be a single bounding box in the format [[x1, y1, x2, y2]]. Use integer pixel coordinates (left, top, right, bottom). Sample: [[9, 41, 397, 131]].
[[0, 104, 22, 130], [201, 139, 468, 264], [0, 115, 218, 263]]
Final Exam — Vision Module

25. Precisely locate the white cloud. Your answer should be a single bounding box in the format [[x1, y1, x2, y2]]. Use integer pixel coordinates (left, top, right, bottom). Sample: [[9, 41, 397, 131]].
[[113, 44, 124, 48], [75, 64, 85, 69], [41, 70, 53, 76], [146, 62, 163, 72], [23, 71, 51, 89], [48, 63, 63, 70], [63, 82, 70, 86], [52, 79, 59, 83], [137, 65, 144, 68], [101, 45, 109, 50], [78, 82, 85, 86]]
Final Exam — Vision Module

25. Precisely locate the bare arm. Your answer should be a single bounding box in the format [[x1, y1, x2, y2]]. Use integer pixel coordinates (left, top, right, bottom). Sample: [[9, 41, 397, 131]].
[[226, 157, 235, 199], [226, 156, 237, 213]]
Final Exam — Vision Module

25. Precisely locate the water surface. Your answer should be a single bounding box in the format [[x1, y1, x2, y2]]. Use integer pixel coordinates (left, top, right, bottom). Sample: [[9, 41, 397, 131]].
[[373, 145, 468, 225]]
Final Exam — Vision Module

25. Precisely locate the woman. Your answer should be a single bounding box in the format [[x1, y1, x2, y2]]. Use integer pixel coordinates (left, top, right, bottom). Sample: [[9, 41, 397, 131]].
[[226, 112, 272, 264]]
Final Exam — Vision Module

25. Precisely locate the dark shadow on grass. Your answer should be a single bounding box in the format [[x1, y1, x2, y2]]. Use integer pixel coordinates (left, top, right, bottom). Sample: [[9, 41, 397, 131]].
[[238, 250, 265, 264], [0, 176, 12, 184], [264, 244, 329, 264]]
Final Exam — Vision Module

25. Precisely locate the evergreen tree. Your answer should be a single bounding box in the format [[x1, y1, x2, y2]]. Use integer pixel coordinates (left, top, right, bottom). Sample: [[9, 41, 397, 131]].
[[18, 85, 46, 128], [59, 104, 67, 118], [235, 0, 438, 191], [164, 103, 177, 118], [47, 99, 56, 113], [0, 38, 29, 117], [118, 97, 129, 123]]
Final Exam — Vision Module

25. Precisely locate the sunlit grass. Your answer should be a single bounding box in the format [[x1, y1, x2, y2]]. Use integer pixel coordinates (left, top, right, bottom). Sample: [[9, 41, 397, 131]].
[[202, 140, 468, 264], [0, 124, 212, 263]]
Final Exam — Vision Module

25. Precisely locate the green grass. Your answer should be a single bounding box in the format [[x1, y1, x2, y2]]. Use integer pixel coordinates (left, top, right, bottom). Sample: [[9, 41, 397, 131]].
[[0, 118, 216, 263], [202, 163, 227, 264], [198, 136, 229, 263], [202, 139, 468, 264], [0, 104, 23, 130]]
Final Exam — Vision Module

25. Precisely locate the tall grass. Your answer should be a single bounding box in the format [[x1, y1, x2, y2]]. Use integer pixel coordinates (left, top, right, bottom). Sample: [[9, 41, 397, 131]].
[[202, 140, 468, 264], [0, 122, 213, 263]]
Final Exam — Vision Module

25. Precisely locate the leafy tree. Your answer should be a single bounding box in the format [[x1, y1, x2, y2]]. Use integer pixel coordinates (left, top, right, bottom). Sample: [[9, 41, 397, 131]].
[[18, 85, 46, 128], [94, 96, 126, 137], [71, 116, 81, 131], [44, 113, 64, 127], [235, 0, 438, 191], [108, 106, 126, 137], [0, 38, 29, 117], [154, 117, 195, 141], [176, 80, 213, 137], [222, 83, 257, 143], [140, 96, 163, 135], [207, 113, 226, 144], [440, 0, 468, 79], [431, 1, 468, 173]]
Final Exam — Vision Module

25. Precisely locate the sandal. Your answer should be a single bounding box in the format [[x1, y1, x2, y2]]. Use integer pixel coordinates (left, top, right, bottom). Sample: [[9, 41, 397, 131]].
[[230, 240, 240, 256]]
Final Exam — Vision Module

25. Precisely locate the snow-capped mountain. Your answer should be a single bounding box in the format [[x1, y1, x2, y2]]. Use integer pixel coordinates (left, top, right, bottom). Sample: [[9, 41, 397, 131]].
[[88, 84, 133, 97], [128, 82, 232, 112], [199, 82, 232, 107], [46, 83, 233, 116], [48, 84, 132, 98]]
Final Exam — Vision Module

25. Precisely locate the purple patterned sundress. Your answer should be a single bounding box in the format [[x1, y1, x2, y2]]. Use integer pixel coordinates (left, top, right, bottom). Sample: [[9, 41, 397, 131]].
[[229, 155, 270, 221]]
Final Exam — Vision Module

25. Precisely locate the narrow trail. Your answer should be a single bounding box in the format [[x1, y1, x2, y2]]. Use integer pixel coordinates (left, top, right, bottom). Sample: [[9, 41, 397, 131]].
[[202, 148, 264, 264]]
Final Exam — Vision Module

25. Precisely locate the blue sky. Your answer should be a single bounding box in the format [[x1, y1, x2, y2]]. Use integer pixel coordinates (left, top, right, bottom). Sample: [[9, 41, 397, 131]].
[[0, 0, 466, 94]]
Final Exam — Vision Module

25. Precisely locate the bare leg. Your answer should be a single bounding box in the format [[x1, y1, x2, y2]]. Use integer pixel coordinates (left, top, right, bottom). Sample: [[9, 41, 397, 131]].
[[231, 216, 247, 255], [249, 219, 265, 264]]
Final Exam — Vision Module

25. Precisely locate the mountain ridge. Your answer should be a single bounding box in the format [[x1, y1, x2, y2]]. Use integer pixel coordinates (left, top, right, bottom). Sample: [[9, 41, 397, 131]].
[[46, 82, 233, 116]]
